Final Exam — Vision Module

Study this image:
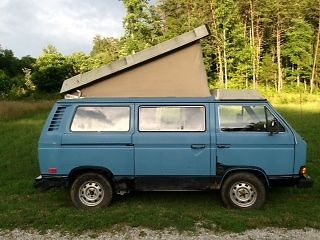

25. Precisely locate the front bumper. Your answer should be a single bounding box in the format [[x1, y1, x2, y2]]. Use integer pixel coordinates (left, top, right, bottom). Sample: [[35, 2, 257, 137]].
[[297, 176, 314, 188], [34, 175, 68, 191]]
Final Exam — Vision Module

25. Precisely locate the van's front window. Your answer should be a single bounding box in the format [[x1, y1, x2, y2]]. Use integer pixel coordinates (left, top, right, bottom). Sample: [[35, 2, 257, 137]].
[[71, 106, 130, 132], [139, 106, 205, 132], [219, 105, 284, 132]]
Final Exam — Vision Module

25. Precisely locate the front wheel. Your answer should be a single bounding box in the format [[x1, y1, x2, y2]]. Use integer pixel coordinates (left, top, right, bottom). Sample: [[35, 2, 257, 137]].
[[221, 172, 266, 209], [70, 173, 113, 209]]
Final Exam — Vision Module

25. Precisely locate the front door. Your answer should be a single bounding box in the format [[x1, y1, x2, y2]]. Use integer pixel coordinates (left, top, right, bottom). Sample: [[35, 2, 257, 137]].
[[215, 102, 295, 176], [132, 103, 211, 189]]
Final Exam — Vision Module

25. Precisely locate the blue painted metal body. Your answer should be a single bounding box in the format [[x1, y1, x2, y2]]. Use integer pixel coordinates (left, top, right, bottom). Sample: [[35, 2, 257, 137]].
[[37, 97, 308, 188], [215, 102, 295, 176]]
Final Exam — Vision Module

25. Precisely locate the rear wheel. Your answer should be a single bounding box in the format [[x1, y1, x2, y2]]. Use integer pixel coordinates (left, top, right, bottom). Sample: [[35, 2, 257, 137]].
[[70, 173, 113, 209], [221, 172, 266, 209]]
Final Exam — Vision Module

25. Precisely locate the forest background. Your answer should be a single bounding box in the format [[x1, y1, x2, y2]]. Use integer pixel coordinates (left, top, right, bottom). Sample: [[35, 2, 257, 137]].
[[1, 0, 320, 98]]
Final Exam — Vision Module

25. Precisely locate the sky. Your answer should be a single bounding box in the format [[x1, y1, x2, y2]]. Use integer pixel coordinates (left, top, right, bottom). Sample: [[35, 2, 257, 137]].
[[0, 0, 126, 58]]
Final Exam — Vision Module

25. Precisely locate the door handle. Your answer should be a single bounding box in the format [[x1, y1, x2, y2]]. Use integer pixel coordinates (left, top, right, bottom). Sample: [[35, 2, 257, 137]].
[[217, 144, 230, 148], [191, 144, 206, 149]]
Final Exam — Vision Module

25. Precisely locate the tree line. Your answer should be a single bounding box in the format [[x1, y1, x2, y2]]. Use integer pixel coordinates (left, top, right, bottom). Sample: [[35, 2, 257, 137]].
[[1, 0, 320, 98]]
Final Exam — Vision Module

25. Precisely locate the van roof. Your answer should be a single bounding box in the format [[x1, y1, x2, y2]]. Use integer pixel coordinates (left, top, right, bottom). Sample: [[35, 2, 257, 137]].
[[211, 89, 265, 100], [58, 90, 266, 103]]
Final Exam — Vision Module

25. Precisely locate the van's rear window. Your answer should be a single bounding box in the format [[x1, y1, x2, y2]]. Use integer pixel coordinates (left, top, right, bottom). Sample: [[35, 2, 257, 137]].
[[139, 106, 205, 132], [71, 106, 130, 132]]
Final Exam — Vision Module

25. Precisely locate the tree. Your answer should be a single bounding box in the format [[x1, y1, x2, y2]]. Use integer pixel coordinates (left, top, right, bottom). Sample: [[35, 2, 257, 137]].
[[0, 48, 20, 77], [260, 0, 290, 92], [238, 0, 265, 89], [121, 0, 163, 55], [283, 18, 313, 89], [0, 70, 12, 98], [67, 52, 95, 74], [259, 53, 277, 89], [307, 0, 320, 93], [158, 0, 252, 88], [311, 12, 320, 93], [31, 45, 74, 93], [90, 36, 120, 66], [211, 0, 251, 88], [158, 0, 198, 38], [19, 55, 36, 71]]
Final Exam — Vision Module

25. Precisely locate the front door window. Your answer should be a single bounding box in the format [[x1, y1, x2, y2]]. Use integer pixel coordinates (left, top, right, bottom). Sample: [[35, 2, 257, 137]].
[[219, 105, 284, 132]]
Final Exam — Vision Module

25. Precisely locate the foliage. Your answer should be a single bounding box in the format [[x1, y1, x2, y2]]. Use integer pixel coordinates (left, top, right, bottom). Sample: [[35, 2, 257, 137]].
[[152, 0, 320, 92], [0, 70, 12, 98], [0, 48, 21, 77], [31, 45, 75, 93], [0, 46, 36, 98], [283, 18, 313, 85], [3, 0, 320, 97], [67, 52, 96, 74], [120, 0, 163, 55], [91, 36, 120, 66], [16, 68, 36, 97], [259, 53, 277, 89]]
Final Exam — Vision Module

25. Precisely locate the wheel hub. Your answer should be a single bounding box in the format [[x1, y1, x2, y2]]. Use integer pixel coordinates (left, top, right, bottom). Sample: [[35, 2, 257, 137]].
[[230, 182, 257, 208], [79, 181, 104, 207]]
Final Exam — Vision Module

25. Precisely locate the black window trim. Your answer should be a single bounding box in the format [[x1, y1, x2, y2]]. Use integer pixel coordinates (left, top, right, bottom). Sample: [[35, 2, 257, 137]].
[[69, 105, 132, 133], [217, 104, 286, 133], [138, 105, 207, 133]]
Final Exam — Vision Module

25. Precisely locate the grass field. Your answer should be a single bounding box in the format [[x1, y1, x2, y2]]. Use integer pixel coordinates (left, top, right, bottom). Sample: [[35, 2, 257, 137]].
[[0, 98, 319, 233]]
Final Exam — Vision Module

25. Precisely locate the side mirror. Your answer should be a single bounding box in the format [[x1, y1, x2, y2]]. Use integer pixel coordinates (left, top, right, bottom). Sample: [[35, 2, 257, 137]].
[[268, 118, 279, 135]]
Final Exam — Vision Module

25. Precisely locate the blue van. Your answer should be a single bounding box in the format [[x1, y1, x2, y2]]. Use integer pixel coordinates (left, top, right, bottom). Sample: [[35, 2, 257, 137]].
[[35, 90, 313, 209]]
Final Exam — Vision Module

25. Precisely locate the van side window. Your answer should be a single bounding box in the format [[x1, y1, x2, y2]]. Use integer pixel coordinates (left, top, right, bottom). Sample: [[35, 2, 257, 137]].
[[219, 105, 285, 132], [71, 106, 130, 132], [139, 106, 205, 132]]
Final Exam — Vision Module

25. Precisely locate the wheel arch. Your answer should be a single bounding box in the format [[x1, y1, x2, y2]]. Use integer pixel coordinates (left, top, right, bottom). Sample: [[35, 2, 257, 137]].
[[219, 167, 270, 189], [67, 166, 114, 187]]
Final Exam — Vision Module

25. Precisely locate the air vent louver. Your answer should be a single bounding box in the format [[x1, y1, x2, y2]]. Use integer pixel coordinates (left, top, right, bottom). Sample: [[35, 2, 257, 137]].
[[48, 106, 67, 131]]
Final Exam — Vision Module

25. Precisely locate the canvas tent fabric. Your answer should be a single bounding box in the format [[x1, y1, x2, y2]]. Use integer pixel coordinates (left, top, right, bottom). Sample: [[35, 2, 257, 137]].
[[61, 25, 211, 97]]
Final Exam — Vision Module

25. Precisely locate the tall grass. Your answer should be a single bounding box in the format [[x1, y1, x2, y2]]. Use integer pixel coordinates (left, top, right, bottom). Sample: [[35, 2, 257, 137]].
[[0, 99, 319, 233], [0, 101, 54, 120], [275, 102, 320, 171], [260, 90, 320, 105]]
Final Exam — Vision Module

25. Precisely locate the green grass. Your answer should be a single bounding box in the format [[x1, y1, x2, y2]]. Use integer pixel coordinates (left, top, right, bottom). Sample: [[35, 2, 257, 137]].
[[0, 100, 319, 233]]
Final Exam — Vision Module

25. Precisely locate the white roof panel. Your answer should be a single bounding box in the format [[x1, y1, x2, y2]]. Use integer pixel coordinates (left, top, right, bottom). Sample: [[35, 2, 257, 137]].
[[212, 89, 266, 100]]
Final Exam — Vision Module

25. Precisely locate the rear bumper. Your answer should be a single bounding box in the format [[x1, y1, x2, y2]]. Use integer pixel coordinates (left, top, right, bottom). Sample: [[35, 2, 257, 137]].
[[34, 175, 68, 191]]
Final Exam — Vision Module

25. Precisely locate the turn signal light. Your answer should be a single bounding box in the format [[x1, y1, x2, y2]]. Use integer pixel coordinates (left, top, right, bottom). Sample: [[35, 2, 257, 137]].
[[299, 166, 308, 176]]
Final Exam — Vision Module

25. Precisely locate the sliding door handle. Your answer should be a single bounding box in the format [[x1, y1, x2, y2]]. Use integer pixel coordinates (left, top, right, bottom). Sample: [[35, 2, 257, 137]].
[[191, 144, 206, 149], [217, 144, 230, 148]]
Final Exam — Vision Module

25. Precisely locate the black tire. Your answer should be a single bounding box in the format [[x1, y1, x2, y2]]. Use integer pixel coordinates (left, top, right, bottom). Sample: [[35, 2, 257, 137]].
[[221, 172, 266, 209], [70, 173, 113, 209]]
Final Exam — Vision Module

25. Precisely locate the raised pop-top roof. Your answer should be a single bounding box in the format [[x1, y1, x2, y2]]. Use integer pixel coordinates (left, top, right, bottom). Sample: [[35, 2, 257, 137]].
[[61, 25, 210, 96], [211, 89, 266, 100]]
